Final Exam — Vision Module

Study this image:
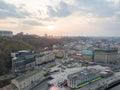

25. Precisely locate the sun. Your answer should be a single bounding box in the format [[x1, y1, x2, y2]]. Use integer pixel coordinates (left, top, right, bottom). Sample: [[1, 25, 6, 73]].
[[50, 86, 59, 90], [46, 25, 56, 31]]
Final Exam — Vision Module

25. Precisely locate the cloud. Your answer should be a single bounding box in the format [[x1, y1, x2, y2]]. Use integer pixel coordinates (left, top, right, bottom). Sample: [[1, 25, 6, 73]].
[[22, 20, 44, 26], [36, 17, 57, 22], [46, 0, 120, 18], [0, 0, 30, 19], [47, 1, 74, 17], [106, 0, 120, 7], [75, 0, 118, 18]]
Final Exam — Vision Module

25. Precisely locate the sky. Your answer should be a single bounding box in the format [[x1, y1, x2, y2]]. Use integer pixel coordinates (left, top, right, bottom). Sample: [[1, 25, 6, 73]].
[[0, 0, 120, 36]]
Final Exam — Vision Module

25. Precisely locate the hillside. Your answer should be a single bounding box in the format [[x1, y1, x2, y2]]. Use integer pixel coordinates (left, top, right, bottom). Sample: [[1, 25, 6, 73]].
[[0, 35, 66, 76]]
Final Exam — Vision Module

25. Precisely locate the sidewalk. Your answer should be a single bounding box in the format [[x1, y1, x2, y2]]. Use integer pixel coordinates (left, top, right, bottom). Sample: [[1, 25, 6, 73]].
[[0, 84, 11, 90]]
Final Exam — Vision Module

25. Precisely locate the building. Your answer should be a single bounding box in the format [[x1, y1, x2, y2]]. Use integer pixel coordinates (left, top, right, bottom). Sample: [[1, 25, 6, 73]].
[[11, 69, 44, 90], [70, 53, 82, 60], [0, 30, 13, 37], [35, 51, 55, 66], [11, 50, 36, 75], [67, 69, 101, 88], [16, 32, 24, 36], [82, 50, 93, 61], [94, 49, 118, 64], [53, 50, 65, 58]]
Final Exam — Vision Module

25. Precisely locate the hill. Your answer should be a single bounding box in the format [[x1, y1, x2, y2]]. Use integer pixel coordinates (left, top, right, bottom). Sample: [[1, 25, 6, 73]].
[[0, 35, 66, 76]]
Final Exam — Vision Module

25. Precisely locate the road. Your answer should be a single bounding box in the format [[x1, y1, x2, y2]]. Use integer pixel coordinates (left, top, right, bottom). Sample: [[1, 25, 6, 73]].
[[32, 78, 50, 90], [110, 85, 120, 90]]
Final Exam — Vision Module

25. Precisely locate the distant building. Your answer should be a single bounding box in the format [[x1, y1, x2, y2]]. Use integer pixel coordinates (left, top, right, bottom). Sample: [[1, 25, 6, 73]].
[[53, 50, 65, 58], [0, 30, 13, 37], [70, 53, 82, 60], [82, 50, 93, 61], [44, 33, 48, 38], [94, 49, 118, 64], [11, 50, 36, 75], [11, 69, 44, 90], [16, 32, 24, 36]]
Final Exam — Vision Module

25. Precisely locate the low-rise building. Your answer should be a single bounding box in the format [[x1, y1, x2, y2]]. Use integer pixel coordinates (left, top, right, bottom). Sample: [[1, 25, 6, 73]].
[[70, 53, 82, 60], [11, 50, 36, 75], [53, 50, 65, 58], [11, 69, 44, 90], [82, 50, 93, 61]]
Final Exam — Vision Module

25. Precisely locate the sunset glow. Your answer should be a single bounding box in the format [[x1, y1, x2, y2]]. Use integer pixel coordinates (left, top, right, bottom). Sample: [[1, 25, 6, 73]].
[[50, 86, 59, 90], [0, 0, 120, 36], [46, 25, 56, 31]]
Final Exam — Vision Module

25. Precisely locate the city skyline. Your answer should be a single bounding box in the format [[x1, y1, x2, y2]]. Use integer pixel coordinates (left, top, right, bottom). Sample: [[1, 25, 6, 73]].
[[0, 0, 120, 36]]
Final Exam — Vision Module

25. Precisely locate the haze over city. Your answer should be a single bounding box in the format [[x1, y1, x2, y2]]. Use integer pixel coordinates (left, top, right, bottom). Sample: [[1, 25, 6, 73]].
[[0, 0, 120, 36], [1, 0, 120, 90]]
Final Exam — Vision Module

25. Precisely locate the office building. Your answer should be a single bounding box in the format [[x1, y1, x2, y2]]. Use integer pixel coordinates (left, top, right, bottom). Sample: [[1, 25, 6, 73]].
[[94, 49, 118, 64], [11, 50, 35, 75]]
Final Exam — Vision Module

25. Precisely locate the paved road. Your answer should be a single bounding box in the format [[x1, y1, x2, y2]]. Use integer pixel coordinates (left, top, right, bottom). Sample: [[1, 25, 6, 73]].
[[33, 78, 51, 90], [110, 85, 120, 90]]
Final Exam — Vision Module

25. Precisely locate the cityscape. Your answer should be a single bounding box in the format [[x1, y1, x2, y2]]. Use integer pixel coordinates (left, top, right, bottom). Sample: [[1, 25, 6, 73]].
[[0, 31, 120, 90], [0, 0, 120, 90]]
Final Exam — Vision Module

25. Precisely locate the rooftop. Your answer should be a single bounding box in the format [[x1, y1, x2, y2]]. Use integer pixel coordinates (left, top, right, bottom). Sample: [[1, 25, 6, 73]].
[[82, 50, 93, 55], [94, 49, 118, 53], [18, 50, 31, 53], [68, 69, 98, 80], [13, 69, 41, 82]]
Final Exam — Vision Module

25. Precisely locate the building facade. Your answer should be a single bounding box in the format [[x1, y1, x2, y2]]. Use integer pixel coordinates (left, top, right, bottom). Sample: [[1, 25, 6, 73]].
[[0, 30, 13, 37], [11, 69, 44, 90], [11, 50, 36, 75], [94, 49, 118, 64], [35, 51, 55, 65], [82, 50, 93, 61], [67, 69, 101, 88]]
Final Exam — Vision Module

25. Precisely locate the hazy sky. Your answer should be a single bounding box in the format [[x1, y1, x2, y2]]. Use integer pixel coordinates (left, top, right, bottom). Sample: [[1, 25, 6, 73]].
[[0, 0, 120, 36]]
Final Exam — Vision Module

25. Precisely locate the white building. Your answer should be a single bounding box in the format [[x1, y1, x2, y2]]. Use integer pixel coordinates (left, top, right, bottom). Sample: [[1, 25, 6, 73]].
[[35, 51, 55, 65], [0, 30, 13, 37], [11, 69, 44, 90]]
